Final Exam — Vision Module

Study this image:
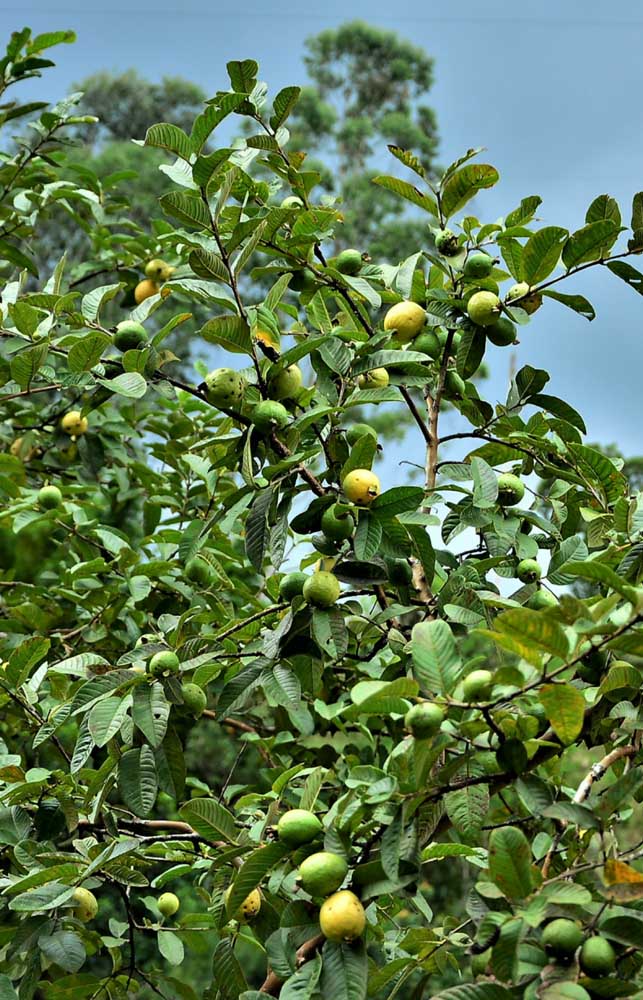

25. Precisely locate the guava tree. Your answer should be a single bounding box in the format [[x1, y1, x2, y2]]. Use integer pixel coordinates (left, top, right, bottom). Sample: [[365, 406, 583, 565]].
[[2, 26, 643, 1000]]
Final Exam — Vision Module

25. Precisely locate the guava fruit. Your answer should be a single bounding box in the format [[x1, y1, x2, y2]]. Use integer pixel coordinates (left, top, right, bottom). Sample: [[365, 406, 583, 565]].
[[319, 890, 366, 942], [434, 228, 460, 256], [486, 317, 517, 347], [145, 258, 169, 281], [405, 702, 444, 739], [279, 571, 308, 601], [267, 364, 302, 400], [290, 268, 316, 293], [158, 892, 180, 917], [383, 300, 426, 343], [577, 648, 606, 684], [312, 533, 339, 556], [185, 555, 214, 587], [579, 936, 616, 976], [134, 278, 159, 304], [467, 290, 502, 327], [335, 249, 362, 275], [386, 558, 413, 586], [180, 683, 207, 718], [298, 851, 348, 896], [204, 368, 245, 410], [541, 918, 583, 959], [72, 887, 98, 922], [527, 589, 557, 611], [496, 473, 524, 506], [321, 504, 355, 542], [277, 809, 323, 847], [224, 885, 261, 921], [281, 195, 303, 209], [346, 423, 377, 445], [463, 251, 494, 278], [412, 330, 442, 358], [61, 411, 88, 436], [358, 367, 389, 389], [114, 320, 147, 351], [303, 570, 341, 607], [506, 281, 542, 314], [252, 400, 290, 433], [342, 469, 380, 505], [462, 669, 494, 701], [444, 370, 466, 399], [517, 559, 541, 584], [149, 650, 180, 678], [38, 485, 62, 509]]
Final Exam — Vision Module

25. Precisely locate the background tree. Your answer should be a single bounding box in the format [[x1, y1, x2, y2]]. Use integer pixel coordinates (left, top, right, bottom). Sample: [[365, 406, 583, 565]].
[[2, 28, 643, 1000]]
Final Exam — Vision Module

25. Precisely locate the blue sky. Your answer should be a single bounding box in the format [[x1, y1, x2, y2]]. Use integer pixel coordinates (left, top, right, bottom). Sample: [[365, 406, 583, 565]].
[[4, 0, 643, 475]]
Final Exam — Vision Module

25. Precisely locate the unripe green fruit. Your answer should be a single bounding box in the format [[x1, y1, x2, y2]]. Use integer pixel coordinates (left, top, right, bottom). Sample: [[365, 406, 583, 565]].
[[357, 367, 389, 390], [281, 195, 303, 209], [579, 936, 616, 976], [277, 809, 323, 847], [185, 555, 214, 587], [527, 589, 558, 611], [290, 268, 316, 292], [405, 702, 444, 739], [444, 370, 466, 399], [462, 669, 494, 701], [467, 290, 502, 327], [321, 504, 355, 541], [72, 887, 98, 922], [506, 281, 543, 315], [434, 228, 459, 256], [180, 682, 207, 718], [346, 423, 377, 446], [335, 248, 362, 275], [279, 571, 308, 601], [486, 317, 516, 347], [312, 532, 339, 556], [541, 918, 583, 959], [205, 368, 245, 410], [267, 364, 303, 401], [319, 890, 366, 942], [463, 251, 494, 279], [303, 570, 341, 607], [412, 330, 442, 358], [38, 485, 62, 509], [158, 892, 180, 917], [517, 559, 541, 584], [149, 651, 180, 678], [298, 851, 348, 896], [114, 320, 147, 351], [252, 400, 289, 433], [383, 301, 426, 343], [497, 473, 525, 506]]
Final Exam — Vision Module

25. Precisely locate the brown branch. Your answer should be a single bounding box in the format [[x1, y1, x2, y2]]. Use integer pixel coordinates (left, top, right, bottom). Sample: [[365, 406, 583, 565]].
[[260, 934, 325, 995]]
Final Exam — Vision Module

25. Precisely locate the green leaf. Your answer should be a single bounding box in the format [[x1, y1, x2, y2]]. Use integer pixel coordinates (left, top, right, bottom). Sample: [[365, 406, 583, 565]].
[[226, 842, 289, 917], [38, 930, 85, 973], [6, 636, 49, 687], [9, 882, 74, 912], [0, 974, 18, 1000], [280, 955, 322, 1000], [530, 393, 587, 431], [132, 684, 170, 748], [98, 371, 147, 398], [270, 86, 301, 128], [441, 164, 499, 219], [372, 175, 436, 214], [492, 608, 569, 659], [445, 780, 489, 841], [521, 227, 568, 284], [188, 248, 229, 282], [118, 746, 158, 816], [158, 929, 184, 966], [160, 191, 211, 230], [371, 487, 424, 518], [10, 344, 47, 389], [562, 220, 619, 269], [539, 683, 586, 745], [487, 827, 534, 899], [606, 259, 643, 295], [68, 334, 109, 372], [586, 193, 621, 228], [319, 940, 367, 1000], [431, 981, 512, 999], [353, 513, 382, 561], [456, 325, 486, 379], [179, 797, 238, 844], [227, 58, 258, 93], [211, 938, 248, 999], [505, 196, 542, 228], [245, 488, 273, 571], [541, 290, 595, 321], [411, 619, 462, 694], [200, 314, 252, 355], [88, 696, 129, 747], [561, 560, 637, 599], [144, 123, 193, 161], [470, 457, 498, 509], [81, 282, 122, 322], [0, 238, 37, 275]]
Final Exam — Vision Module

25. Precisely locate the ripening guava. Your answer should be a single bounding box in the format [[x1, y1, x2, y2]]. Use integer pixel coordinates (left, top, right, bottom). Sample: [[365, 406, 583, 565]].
[[38, 485, 62, 509], [319, 890, 366, 942], [224, 885, 261, 921], [279, 571, 308, 601], [158, 892, 180, 917], [149, 651, 180, 678], [134, 279, 159, 304], [383, 301, 426, 343], [506, 281, 542, 314], [277, 809, 323, 847], [462, 669, 494, 701], [496, 473, 524, 506], [252, 400, 290, 433], [358, 367, 389, 390], [61, 411, 88, 436], [342, 469, 380, 505], [405, 702, 444, 739], [268, 364, 302, 400], [467, 290, 502, 327], [72, 887, 98, 922], [434, 228, 460, 256], [303, 570, 341, 607]]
